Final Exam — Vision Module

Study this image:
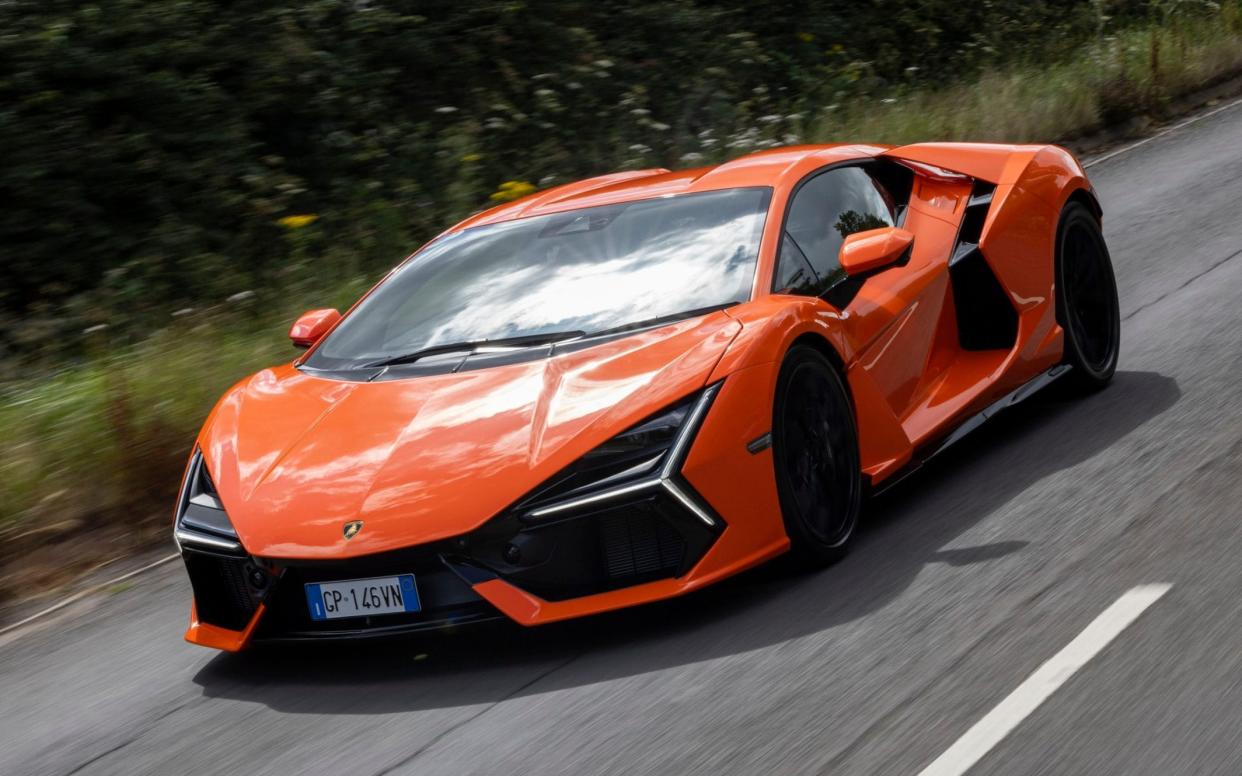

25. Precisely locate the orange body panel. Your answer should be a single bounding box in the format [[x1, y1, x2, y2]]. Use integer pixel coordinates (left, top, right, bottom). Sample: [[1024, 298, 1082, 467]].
[[184, 602, 266, 652], [197, 313, 740, 560], [180, 141, 1098, 649]]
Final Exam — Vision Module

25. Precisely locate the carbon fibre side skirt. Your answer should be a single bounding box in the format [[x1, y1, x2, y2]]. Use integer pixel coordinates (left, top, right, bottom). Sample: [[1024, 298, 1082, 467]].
[[872, 363, 1073, 497]]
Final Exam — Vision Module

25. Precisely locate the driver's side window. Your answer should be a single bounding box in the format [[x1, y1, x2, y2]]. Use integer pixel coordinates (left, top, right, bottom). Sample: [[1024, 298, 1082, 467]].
[[774, 166, 895, 296]]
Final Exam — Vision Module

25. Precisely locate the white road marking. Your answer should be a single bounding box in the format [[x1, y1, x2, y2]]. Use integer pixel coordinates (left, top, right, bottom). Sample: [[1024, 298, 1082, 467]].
[[1085, 96, 1242, 167], [0, 552, 179, 639], [917, 583, 1172, 776]]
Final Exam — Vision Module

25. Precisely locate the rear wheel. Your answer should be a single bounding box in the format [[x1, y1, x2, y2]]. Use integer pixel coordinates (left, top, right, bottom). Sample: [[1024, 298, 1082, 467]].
[[1055, 201, 1120, 391], [772, 345, 863, 565]]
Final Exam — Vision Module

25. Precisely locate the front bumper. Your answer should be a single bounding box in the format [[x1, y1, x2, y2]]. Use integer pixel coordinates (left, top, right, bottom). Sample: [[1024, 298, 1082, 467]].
[[182, 543, 499, 650], [181, 482, 723, 650]]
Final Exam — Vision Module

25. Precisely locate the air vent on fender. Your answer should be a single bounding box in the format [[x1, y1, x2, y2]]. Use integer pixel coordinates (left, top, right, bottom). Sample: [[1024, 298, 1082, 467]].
[[951, 181, 996, 266], [949, 182, 1018, 351]]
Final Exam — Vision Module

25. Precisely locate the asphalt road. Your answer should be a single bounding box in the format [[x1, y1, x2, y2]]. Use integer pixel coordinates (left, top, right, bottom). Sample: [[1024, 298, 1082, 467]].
[[4, 100, 1242, 776]]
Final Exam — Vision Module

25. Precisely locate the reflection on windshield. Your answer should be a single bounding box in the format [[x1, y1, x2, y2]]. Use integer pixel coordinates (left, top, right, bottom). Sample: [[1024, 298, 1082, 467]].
[[307, 187, 772, 370]]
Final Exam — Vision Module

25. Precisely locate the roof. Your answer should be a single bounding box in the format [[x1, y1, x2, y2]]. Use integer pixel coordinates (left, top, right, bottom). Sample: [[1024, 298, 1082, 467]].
[[450, 143, 891, 232]]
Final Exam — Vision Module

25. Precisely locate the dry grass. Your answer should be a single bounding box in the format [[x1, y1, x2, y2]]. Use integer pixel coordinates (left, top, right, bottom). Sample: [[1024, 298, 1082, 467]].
[[809, 11, 1242, 145], [0, 323, 287, 544]]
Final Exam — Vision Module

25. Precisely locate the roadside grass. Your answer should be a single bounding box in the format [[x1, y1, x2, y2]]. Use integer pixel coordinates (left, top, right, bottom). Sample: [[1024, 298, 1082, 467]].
[[0, 272, 379, 553], [809, 8, 1242, 144], [0, 323, 287, 538], [3, 8, 1242, 593]]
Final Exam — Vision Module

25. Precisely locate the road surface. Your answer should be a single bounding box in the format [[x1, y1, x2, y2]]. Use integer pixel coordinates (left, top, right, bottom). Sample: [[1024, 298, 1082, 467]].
[[4, 98, 1242, 776]]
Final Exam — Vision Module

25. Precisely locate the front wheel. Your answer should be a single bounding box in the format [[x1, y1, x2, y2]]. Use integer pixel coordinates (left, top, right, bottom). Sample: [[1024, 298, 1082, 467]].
[[1055, 201, 1120, 391], [772, 345, 863, 566]]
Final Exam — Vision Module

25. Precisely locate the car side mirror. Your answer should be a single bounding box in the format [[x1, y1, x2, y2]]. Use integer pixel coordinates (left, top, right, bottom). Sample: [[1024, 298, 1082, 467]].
[[838, 227, 915, 277], [289, 308, 341, 349]]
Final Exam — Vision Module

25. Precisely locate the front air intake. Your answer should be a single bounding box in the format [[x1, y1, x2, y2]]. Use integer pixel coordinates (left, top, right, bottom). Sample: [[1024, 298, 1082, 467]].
[[600, 508, 686, 580], [182, 551, 262, 631]]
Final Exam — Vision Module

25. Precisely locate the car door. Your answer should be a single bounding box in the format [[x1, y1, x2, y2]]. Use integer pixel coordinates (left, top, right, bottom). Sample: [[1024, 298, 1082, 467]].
[[773, 164, 955, 419]]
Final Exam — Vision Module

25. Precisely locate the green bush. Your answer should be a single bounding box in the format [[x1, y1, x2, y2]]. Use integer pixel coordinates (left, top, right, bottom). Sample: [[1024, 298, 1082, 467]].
[[1, 0, 1158, 363]]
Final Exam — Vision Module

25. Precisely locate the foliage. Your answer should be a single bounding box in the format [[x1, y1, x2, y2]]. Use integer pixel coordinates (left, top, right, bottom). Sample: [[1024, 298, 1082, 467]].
[[2, 0, 1164, 363]]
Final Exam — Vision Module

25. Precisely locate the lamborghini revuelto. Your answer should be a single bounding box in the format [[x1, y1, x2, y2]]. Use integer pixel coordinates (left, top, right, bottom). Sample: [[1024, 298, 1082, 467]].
[[174, 142, 1119, 650]]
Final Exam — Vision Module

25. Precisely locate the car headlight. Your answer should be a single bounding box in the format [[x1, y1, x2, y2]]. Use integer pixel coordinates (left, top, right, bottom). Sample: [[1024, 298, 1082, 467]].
[[446, 383, 726, 601], [516, 383, 721, 527], [174, 450, 243, 553]]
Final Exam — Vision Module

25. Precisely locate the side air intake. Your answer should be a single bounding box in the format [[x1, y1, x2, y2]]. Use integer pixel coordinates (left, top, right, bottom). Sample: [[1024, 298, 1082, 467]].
[[949, 182, 1018, 351]]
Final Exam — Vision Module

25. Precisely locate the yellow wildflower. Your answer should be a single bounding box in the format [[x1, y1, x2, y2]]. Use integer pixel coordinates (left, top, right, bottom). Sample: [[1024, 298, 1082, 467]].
[[461, 153, 483, 163], [278, 214, 319, 229], [489, 180, 537, 202], [796, 32, 814, 43]]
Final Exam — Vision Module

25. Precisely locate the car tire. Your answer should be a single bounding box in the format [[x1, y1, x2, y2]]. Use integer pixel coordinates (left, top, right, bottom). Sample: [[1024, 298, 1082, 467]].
[[771, 344, 863, 566], [1055, 201, 1120, 392]]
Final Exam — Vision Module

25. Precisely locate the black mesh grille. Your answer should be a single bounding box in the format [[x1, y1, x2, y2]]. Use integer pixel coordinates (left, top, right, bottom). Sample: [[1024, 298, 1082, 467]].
[[463, 487, 713, 601], [183, 551, 259, 631], [600, 510, 685, 579]]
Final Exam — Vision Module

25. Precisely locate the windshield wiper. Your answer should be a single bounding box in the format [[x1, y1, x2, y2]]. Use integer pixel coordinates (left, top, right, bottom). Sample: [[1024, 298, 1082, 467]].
[[364, 303, 739, 369], [586, 302, 742, 339], [364, 331, 587, 368]]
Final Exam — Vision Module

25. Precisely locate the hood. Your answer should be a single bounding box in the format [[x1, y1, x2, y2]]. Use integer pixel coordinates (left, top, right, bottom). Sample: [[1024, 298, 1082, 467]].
[[197, 312, 741, 559]]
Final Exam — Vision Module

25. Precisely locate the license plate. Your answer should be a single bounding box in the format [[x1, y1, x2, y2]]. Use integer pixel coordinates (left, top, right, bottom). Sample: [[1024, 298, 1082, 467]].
[[304, 574, 420, 621]]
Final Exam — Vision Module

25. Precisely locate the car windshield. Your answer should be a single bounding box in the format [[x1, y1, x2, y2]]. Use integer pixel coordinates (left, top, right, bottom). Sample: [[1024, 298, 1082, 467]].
[[305, 186, 772, 370]]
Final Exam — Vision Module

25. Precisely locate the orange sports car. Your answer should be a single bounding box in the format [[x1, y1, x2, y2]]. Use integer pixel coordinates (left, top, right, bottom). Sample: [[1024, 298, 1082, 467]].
[[174, 142, 1119, 651]]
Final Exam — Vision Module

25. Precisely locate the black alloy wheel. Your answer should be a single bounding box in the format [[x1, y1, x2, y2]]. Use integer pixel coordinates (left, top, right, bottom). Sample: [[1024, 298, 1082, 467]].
[[1055, 202, 1121, 391], [772, 345, 863, 565]]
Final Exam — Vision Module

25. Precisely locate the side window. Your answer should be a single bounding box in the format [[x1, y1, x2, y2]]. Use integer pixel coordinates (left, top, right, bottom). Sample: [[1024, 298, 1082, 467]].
[[775, 166, 895, 296], [774, 233, 816, 295]]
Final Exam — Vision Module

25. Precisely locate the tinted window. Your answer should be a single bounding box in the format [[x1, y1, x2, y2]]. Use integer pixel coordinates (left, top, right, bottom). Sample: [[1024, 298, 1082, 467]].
[[306, 187, 772, 370], [774, 233, 816, 294], [775, 166, 894, 296]]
